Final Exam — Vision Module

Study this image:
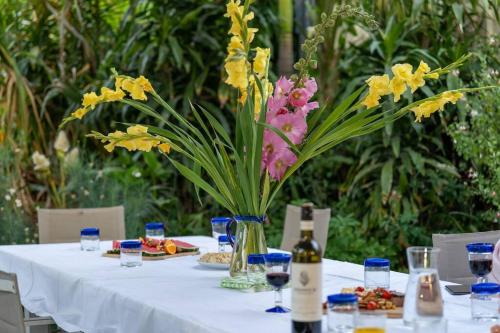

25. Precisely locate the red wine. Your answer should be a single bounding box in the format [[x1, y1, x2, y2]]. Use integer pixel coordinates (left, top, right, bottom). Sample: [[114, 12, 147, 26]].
[[291, 203, 322, 333], [469, 259, 493, 276], [266, 272, 290, 288]]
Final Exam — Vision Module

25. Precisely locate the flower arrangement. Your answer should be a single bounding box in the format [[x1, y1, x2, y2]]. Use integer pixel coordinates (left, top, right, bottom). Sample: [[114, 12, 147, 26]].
[[61, 0, 494, 276]]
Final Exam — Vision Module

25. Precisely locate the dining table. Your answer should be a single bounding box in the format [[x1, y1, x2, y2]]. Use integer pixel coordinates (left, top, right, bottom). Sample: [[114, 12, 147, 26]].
[[0, 236, 494, 333]]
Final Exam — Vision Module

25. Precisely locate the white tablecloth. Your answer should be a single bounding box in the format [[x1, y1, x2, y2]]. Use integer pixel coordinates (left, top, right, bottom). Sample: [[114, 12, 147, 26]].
[[0, 236, 494, 333]]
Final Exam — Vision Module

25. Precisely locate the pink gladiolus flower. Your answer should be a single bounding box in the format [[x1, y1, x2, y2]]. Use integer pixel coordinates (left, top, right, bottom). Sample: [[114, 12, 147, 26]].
[[304, 77, 318, 96], [275, 76, 294, 97], [267, 95, 287, 113], [288, 88, 309, 107], [268, 148, 297, 180], [296, 101, 319, 117], [261, 130, 287, 169], [269, 112, 307, 145]]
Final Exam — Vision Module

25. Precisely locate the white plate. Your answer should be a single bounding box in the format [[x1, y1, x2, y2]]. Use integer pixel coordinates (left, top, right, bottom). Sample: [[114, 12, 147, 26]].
[[197, 260, 230, 270]]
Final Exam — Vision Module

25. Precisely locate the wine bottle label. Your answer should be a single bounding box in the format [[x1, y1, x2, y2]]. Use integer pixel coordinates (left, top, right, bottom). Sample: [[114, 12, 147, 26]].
[[300, 220, 314, 231], [291, 262, 322, 321]]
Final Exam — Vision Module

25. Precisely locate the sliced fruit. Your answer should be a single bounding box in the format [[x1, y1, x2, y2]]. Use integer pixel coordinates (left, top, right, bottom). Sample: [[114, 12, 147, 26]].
[[165, 240, 177, 255], [112, 240, 121, 250], [172, 240, 199, 252]]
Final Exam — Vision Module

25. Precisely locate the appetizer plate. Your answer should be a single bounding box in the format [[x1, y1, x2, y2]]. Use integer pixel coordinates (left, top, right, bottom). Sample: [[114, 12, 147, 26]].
[[197, 260, 230, 270]]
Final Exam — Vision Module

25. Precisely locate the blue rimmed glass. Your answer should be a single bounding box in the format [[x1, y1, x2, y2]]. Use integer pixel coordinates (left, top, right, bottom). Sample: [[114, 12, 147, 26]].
[[466, 243, 494, 283], [218, 235, 231, 253], [364, 258, 390, 289], [145, 222, 164, 240], [264, 253, 291, 313], [211, 217, 231, 239], [80, 227, 100, 251], [471, 283, 500, 321]]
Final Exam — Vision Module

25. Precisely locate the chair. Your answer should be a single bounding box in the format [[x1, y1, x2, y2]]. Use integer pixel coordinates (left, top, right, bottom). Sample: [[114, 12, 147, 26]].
[[280, 204, 331, 253], [0, 270, 55, 333], [38, 206, 126, 244], [432, 230, 500, 284]]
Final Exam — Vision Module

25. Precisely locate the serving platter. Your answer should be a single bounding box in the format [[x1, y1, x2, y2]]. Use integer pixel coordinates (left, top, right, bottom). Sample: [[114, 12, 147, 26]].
[[103, 251, 200, 261]]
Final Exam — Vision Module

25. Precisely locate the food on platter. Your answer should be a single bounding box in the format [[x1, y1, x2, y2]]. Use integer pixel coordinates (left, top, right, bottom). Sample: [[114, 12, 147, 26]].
[[106, 238, 199, 257], [341, 286, 404, 310], [199, 252, 232, 264]]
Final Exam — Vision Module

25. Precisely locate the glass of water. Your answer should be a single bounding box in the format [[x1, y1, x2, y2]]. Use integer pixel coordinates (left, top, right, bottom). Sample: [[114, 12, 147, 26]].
[[120, 240, 143, 267], [211, 217, 231, 239], [364, 258, 390, 289], [80, 228, 100, 251]]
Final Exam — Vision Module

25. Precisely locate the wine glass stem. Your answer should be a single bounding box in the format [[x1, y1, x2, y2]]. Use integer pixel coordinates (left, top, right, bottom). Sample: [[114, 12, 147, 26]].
[[478, 276, 488, 283], [274, 288, 283, 308]]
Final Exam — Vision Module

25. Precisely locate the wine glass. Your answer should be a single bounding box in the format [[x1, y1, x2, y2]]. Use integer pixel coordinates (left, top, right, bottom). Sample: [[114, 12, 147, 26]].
[[466, 243, 494, 283], [264, 253, 291, 313]]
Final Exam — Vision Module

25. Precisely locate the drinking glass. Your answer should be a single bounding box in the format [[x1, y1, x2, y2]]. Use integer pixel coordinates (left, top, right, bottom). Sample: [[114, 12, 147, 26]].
[[354, 312, 386, 333], [466, 243, 494, 283], [264, 253, 291, 313]]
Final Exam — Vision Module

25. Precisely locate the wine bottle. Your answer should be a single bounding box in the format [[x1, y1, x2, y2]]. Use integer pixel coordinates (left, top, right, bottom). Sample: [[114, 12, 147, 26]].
[[291, 203, 322, 333]]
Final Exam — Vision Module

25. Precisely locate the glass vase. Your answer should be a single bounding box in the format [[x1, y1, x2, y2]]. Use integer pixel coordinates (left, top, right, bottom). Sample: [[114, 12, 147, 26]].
[[226, 215, 268, 277]]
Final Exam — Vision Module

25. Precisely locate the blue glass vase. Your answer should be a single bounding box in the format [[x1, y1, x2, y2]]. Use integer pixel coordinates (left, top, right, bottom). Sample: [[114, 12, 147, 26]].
[[226, 215, 268, 277]]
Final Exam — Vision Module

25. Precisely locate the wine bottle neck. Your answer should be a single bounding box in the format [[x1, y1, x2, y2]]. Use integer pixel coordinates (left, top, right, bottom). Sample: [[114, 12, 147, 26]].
[[300, 220, 314, 238]]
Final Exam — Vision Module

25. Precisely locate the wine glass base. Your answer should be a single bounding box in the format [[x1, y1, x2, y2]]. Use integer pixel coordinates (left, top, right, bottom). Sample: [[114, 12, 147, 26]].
[[266, 306, 290, 313]]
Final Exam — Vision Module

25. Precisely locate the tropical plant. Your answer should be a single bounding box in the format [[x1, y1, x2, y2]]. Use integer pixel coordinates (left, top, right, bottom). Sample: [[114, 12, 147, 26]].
[[449, 36, 500, 221]]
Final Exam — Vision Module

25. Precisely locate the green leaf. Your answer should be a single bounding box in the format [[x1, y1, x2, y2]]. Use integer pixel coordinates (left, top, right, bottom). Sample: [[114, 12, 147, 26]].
[[381, 159, 394, 199]]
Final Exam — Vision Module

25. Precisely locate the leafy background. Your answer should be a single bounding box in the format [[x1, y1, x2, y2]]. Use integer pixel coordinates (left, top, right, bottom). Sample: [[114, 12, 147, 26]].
[[0, 0, 498, 270]]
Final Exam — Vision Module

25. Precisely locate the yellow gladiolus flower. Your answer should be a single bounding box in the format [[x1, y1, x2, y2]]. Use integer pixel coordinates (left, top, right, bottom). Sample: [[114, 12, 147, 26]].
[[135, 76, 154, 92], [82, 92, 102, 109], [392, 64, 413, 82], [408, 61, 431, 93], [126, 125, 148, 135], [367, 74, 391, 96], [225, 58, 248, 90], [103, 126, 162, 153], [158, 143, 171, 154], [247, 28, 258, 44], [253, 47, 270, 78], [389, 64, 413, 102], [411, 91, 463, 122], [0, 130, 4, 144], [389, 77, 407, 102], [72, 107, 89, 119], [227, 36, 244, 55], [100, 87, 125, 102], [361, 74, 390, 108], [122, 78, 146, 100], [361, 92, 382, 109], [225, 0, 254, 37]]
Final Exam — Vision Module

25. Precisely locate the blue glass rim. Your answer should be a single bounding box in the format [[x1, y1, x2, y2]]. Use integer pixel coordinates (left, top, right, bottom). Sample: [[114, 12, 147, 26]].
[[218, 235, 229, 243], [471, 283, 500, 294], [120, 240, 142, 249], [248, 254, 265, 265], [145, 222, 164, 230], [364, 258, 390, 267], [327, 293, 358, 304], [211, 217, 232, 224], [80, 227, 99, 236], [234, 215, 266, 223], [466, 243, 494, 253], [264, 253, 291, 263]]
